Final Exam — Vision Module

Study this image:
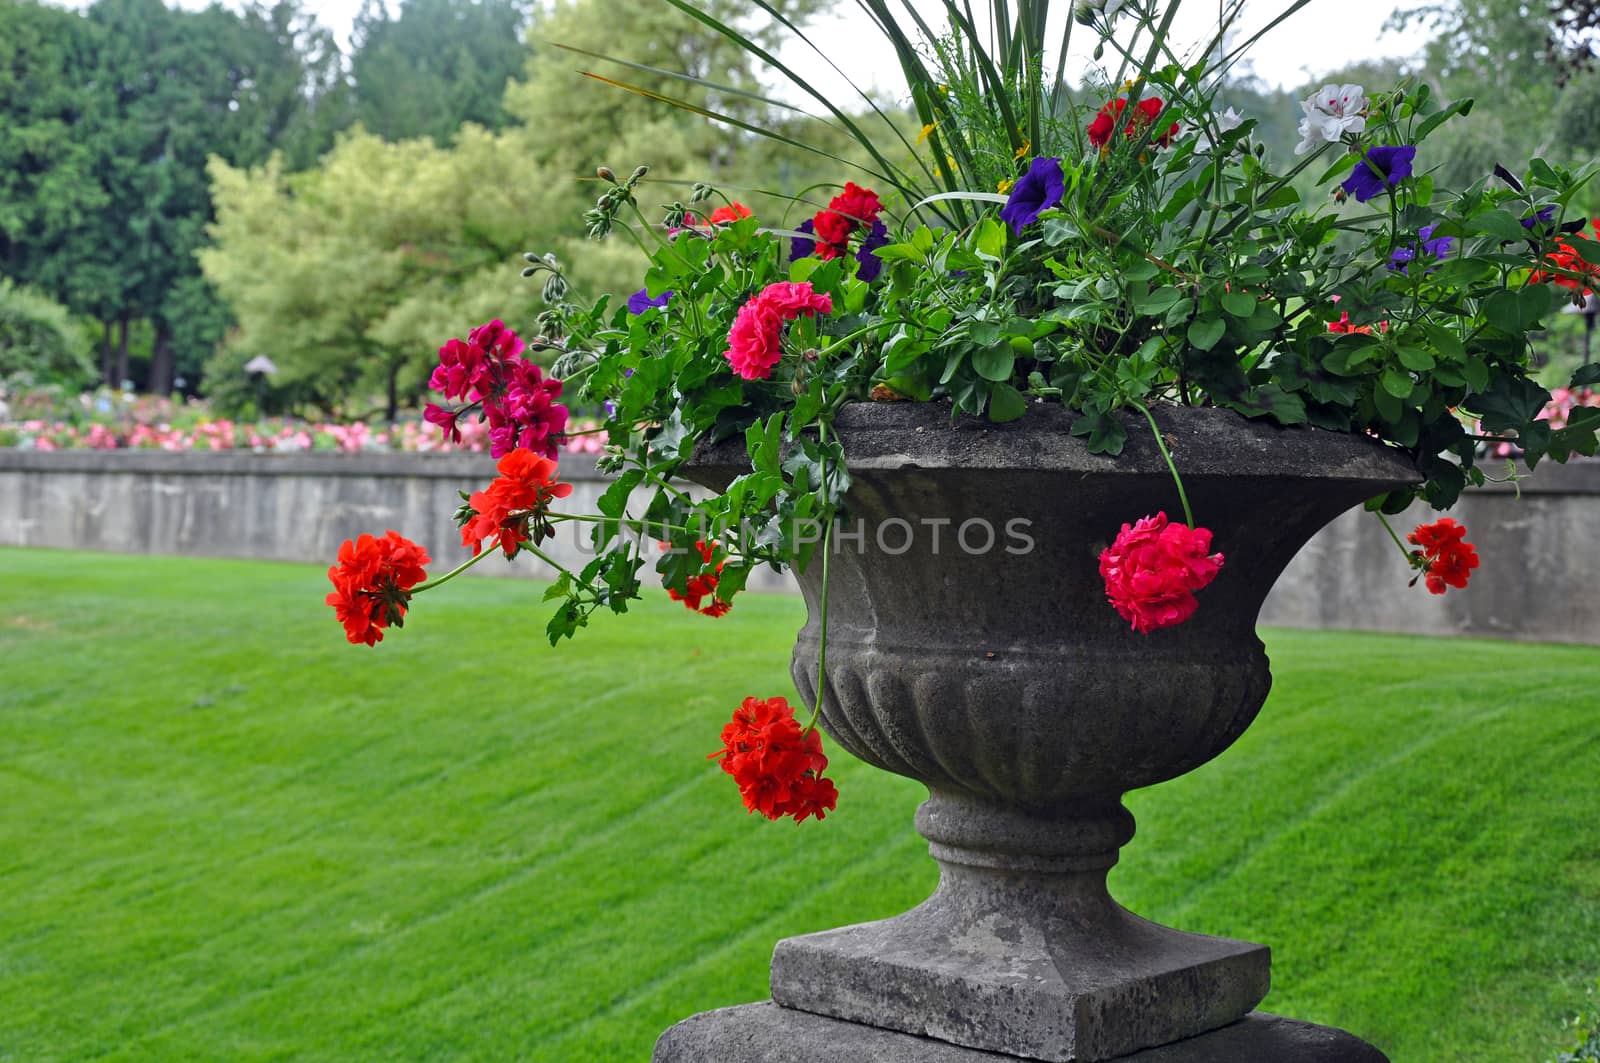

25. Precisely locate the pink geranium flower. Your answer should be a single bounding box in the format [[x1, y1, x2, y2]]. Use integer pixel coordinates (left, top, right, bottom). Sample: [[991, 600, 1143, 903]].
[[723, 282, 833, 381], [1098, 512, 1225, 634]]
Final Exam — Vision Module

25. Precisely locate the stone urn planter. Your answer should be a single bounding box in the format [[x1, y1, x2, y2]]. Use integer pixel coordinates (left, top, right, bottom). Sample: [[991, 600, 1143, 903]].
[[661, 401, 1415, 1063]]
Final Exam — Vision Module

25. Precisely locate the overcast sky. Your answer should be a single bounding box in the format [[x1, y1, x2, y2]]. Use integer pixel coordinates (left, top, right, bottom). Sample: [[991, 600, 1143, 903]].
[[51, 0, 1438, 98]]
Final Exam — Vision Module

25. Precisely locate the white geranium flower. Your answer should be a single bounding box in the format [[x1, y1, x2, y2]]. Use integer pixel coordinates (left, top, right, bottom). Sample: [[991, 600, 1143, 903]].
[[1294, 83, 1367, 155], [1074, 0, 1128, 27], [1195, 106, 1246, 153]]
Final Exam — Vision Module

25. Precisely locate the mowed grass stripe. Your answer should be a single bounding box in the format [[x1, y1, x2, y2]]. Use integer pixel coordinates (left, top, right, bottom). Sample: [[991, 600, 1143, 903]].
[[2, 548, 1597, 1063]]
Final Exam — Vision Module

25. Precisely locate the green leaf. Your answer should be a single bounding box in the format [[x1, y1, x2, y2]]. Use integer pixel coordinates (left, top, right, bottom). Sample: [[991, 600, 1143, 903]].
[[987, 382, 1028, 422], [969, 319, 1004, 345], [1395, 346, 1436, 372], [597, 469, 645, 518], [971, 342, 1016, 382], [1132, 286, 1182, 315], [1571, 364, 1600, 388], [1482, 290, 1527, 333], [1188, 316, 1226, 351], [1039, 217, 1082, 245], [974, 216, 1006, 260], [1381, 368, 1414, 399], [1473, 375, 1551, 431], [1470, 209, 1530, 243], [1221, 292, 1255, 318], [1263, 185, 1300, 209], [1069, 410, 1127, 455]]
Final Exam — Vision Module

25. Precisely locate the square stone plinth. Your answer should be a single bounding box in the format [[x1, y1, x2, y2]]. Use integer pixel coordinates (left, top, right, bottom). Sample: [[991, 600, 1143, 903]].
[[652, 1003, 1391, 1063], [768, 902, 1270, 1061]]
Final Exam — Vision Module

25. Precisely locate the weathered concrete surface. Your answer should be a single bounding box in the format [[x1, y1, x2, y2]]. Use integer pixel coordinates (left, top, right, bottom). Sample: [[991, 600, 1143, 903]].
[[0, 449, 791, 589], [1260, 459, 1600, 644], [2, 446, 1595, 643], [653, 1004, 1390, 1062], [685, 403, 1411, 1061]]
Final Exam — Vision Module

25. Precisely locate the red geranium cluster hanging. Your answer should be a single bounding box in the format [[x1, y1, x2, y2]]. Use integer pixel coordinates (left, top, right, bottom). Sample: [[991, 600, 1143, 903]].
[[459, 449, 574, 558], [325, 531, 432, 646], [710, 696, 838, 823], [1406, 518, 1480, 594]]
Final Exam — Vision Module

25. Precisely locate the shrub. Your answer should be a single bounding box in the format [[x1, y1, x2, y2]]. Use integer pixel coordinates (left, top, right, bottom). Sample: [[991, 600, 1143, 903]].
[[0, 278, 95, 388]]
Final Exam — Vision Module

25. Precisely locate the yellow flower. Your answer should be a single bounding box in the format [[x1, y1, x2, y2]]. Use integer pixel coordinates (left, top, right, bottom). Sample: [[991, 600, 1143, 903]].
[[1014, 140, 1031, 160], [917, 123, 937, 143], [946, 154, 956, 168], [997, 179, 1014, 193]]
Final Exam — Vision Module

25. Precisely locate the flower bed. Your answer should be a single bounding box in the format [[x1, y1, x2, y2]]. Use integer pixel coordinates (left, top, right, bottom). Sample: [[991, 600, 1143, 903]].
[[0, 387, 604, 456]]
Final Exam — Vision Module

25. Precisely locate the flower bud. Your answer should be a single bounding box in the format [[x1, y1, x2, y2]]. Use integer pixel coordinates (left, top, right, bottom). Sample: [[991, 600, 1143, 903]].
[[542, 272, 568, 304], [596, 166, 617, 182], [631, 165, 650, 180]]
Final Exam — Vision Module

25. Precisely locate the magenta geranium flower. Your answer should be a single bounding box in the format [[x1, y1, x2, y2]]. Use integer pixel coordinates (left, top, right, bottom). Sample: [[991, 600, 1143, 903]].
[[1098, 512, 1225, 634]]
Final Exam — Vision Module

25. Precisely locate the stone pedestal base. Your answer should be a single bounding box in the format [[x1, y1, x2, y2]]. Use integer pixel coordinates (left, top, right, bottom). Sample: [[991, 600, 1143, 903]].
[[652, 1003, 1390, 1063]]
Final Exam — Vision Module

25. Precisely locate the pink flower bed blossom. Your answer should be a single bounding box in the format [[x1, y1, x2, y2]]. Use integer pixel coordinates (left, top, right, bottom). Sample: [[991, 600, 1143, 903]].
[[1, 413, 605, 457]]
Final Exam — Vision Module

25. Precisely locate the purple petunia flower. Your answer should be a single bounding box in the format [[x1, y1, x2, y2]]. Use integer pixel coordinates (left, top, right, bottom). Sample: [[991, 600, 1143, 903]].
[[1341, 145, 1416, 203], [627, 288, 672, 315], [1521, 205, 1557, 230], [1389, 223, 1454, 273], [789, 218, 817, 262], [999, 156, 1065, 235], [855, 220, 890, 282]]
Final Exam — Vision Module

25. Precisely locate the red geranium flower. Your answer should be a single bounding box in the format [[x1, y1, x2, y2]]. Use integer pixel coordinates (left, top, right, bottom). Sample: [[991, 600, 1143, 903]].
[[325, 530, 431, 646], [723, 281, 833, 380], [663, 540, 733, 618], [1406, 517, 1479, 594], [460, 450, 574, 558], [707, 202, 753, 225], [1088, 96, 1180, 152], [1531, 220, 1600, 297], [808, 181, 883, 260], [1098, 512, 1225, 633], [710, 696, 838, 823]]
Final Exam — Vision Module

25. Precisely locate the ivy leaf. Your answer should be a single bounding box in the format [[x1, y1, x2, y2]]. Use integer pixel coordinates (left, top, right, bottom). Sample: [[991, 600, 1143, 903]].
[[597, 469, 644, 519], [1069, 409, 1127, 454], [1473, 375, 1551, 431]]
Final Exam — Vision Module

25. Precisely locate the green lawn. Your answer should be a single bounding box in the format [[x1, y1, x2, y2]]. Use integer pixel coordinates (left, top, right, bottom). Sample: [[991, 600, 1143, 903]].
[[1, 547, 1596, 1062]]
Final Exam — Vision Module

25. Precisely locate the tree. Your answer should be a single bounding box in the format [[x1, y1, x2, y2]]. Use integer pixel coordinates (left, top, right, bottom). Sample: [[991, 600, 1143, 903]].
[[201, 128, 549, 420], [1552, 0, 1600, 83], [349, 0, 532, 143], [0, 2, 115, 332]]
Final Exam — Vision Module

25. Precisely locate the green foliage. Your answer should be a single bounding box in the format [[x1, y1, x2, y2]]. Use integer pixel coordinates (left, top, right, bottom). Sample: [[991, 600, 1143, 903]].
[[0, 278, 95, 387], [201, 127, 559, 419], [0, 0, 352, 393], [350, 0, 531, 144]]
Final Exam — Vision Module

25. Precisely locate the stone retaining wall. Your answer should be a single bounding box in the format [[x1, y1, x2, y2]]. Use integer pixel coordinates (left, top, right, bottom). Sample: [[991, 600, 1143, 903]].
[[1, 450, 1595, 643]]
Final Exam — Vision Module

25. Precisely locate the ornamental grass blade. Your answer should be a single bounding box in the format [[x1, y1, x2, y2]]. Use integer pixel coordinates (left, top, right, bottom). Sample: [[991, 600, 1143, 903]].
[[743, 0, 944, 191], [544, 39, 829, 123], [856, 0, 977, 215], [652, 0, 923, 205], [939, 1, 1026, 161], [577, 71, 896, 185]]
